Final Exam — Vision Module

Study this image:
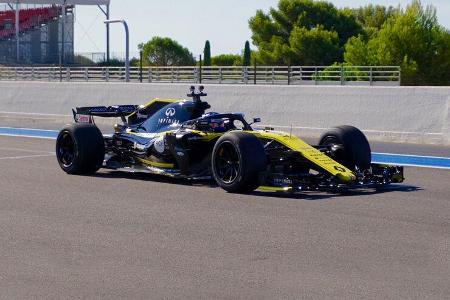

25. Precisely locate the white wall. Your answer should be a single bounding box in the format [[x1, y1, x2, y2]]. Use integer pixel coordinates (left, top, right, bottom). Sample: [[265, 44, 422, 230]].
[[0, 81, 449, 145]]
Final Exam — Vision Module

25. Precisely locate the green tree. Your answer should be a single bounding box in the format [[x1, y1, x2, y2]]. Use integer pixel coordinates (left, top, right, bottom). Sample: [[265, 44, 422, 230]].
[[289, 25, 341, 65], [344, 1, 450, 85], [203, 40, 211, 66], [347, 4, 399, 30], [248, 0, 361, 65], [211, 54, 242, 66], [243, 41, 251, 66], [138, 37, 196, 66]]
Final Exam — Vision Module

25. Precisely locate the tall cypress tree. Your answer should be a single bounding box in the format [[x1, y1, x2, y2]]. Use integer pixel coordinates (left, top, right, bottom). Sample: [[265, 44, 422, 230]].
[[243, 41, 251, 66], [203, 40, 211, 66]]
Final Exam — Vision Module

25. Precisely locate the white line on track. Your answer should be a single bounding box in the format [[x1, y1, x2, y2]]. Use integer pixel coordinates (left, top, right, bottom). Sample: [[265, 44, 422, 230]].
[[257, 124, 442, 136], [0, 154, 54, 160], [0, 134, 56, 140], [0, 116, 66, 120], [0, 147, 53, 154], [0, 115, 443, 136], [0, 127, 58, 132], [374, 152, 450, 160], [372, 161, 450, 170], [0, 111, 71, 117]]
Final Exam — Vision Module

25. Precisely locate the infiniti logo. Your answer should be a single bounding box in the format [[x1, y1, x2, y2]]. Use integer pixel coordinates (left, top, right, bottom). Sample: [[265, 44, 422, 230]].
[[165, 108, 176, 117]]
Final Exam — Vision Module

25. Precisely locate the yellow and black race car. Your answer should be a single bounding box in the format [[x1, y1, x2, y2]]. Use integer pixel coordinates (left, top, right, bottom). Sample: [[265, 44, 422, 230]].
[[56, 86, 404, 193]]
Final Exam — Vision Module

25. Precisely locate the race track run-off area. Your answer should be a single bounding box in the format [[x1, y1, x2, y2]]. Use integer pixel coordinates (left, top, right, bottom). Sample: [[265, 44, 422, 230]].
[[0, 129, 449, 299]]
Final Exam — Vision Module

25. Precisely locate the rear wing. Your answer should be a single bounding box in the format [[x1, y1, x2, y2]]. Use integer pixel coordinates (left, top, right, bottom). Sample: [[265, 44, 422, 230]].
[[73, 105, 138, 124]]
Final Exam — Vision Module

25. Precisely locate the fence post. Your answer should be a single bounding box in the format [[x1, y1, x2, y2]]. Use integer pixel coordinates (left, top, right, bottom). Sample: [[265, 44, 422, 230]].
[[171, 67, 174, 83], [369, 67, 373, 86], [84, 68, 89, 81], [148, 68, 152, 83], [219, 68, 222, 84], [271, 67, 275, 84], [254, 58, 257, 85], [66, 67, 71, 81], [314, 67, 318, 85], [199, 55, 202, 84], [287, 65, 291, 85], [243, 67, 248, 84], [398, 66, 401, 86], [340, 65, 344, 85], [139, 51, 143, 83]]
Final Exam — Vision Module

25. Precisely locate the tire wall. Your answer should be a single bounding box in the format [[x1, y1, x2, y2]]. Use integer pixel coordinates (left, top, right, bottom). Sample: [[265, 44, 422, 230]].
[[0, 81, 449, 145]]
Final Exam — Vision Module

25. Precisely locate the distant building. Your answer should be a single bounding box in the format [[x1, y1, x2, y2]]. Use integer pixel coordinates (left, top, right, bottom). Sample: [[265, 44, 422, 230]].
[[0, 4, 74, 64]]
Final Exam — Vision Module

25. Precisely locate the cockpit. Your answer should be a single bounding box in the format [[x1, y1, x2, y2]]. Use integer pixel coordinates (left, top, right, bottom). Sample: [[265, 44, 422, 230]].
[[129, 86, 254, 134]]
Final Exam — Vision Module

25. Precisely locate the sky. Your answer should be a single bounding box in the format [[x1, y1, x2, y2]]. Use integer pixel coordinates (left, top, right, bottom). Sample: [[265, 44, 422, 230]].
[[74, 0, 450, 58]]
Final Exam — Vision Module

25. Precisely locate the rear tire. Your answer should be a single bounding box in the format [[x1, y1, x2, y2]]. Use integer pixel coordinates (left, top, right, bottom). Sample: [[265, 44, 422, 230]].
[[56, 123, 105, 175], [212, 132, 267, 193], [319, 125, 371, 171]]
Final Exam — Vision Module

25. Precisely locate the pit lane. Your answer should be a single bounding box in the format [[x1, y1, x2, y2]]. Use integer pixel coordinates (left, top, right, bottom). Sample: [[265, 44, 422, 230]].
[[0, 135, 449, 299]]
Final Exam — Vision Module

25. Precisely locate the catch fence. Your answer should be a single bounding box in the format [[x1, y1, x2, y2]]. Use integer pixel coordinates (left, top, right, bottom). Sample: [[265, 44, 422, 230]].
[[0, 65, 400, 86]]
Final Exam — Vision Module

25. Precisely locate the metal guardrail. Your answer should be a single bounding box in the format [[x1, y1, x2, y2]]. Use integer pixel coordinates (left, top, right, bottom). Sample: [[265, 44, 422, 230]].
[[0, 65, 401, 86]]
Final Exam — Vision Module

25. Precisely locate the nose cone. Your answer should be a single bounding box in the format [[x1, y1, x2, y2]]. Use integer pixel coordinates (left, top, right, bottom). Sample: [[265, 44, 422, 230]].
[[336, 172, 356, 183]]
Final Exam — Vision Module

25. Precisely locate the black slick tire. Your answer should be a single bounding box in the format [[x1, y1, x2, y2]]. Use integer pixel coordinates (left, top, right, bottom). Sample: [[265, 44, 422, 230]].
[[319, 125, 371, 171], [56, 123, 105, 175], [212, 132, 267, 193]]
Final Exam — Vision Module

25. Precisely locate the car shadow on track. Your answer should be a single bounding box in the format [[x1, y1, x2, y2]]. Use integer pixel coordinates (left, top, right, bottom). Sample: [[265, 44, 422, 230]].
[[91, 170, 421, 201], [92, 170, 217, 188]]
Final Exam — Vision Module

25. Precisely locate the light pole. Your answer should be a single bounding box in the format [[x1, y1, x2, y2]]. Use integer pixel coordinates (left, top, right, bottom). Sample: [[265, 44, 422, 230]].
[[104, 19, 130, 82], [15, 0, 19, 61]]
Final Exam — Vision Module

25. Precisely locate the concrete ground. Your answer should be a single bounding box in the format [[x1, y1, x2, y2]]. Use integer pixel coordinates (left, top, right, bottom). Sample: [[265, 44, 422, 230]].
[[0, 136, 449, 299]]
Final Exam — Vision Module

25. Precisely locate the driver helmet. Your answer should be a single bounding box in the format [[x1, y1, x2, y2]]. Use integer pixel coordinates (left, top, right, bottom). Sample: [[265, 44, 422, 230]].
[[209, 118, 226, 132]]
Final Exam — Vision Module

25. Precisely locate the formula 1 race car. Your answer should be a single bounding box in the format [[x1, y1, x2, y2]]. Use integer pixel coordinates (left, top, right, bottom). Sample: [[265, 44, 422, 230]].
[[56, 86, 404, 193]]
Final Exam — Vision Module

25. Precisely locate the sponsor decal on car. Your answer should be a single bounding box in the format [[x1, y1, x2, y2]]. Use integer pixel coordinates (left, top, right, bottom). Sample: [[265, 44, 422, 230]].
[[165, 108, 176, 117], [89, 107, 108, 113], [133, 142, 146, 151], [155, 107, 179, 125], [118, 105, 136, 113], [76, 114, 91, 123], [154, 136, 166, 153]]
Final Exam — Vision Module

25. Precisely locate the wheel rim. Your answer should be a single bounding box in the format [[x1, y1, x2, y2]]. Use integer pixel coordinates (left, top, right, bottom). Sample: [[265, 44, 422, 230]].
[[57, 131, 75, 168], [214, 142, 241, 184], [321, 136, 340, 147], [321, 135, 348, 167]]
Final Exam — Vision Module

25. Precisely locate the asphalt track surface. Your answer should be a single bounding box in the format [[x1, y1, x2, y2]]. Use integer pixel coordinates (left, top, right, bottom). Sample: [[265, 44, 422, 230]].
[[1, 134, 449, 299]]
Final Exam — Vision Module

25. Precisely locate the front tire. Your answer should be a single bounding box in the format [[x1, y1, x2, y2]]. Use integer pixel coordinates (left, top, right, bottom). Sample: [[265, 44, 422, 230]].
[[212, 132, 267, 193], [56, 123, 105, 175], [319, 125, 371, 171]]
